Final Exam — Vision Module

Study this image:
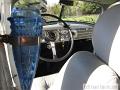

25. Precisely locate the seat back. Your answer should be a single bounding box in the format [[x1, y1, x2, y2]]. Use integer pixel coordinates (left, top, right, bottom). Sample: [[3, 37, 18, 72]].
[[92, 4, 120, 76]]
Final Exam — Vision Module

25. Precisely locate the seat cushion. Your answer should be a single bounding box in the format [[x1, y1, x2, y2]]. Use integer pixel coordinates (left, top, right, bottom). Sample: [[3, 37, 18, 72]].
[[49, 51, 120, 90], [31, 73, 58, 90], [84, 65, 120, 90]]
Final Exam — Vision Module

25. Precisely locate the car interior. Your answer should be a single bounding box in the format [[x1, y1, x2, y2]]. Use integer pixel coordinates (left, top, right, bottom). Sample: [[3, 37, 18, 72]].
[[0, 0, 120, 90], [31, 0, 120, 90]]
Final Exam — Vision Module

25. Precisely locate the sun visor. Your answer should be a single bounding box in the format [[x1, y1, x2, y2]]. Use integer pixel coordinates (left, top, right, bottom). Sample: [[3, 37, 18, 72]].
[[60, 0, 74, 6], [72, 0, 118, 5]]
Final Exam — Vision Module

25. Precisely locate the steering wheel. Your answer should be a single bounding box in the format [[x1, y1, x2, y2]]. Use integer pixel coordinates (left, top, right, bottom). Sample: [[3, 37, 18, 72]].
[[40, 14, 74, 62]]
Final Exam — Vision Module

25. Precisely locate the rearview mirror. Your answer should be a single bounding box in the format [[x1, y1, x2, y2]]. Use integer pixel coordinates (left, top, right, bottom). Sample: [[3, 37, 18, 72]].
[[59, 0, 74, 6]]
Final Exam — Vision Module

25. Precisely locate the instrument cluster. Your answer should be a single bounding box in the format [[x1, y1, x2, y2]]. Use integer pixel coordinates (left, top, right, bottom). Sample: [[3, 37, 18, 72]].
[[42, 29, 70, 42], [42, 27, 93, 43]]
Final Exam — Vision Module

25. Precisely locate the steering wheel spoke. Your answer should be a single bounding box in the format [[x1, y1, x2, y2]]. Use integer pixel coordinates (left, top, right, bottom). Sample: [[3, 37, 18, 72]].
[[50, 42, 58, 59]]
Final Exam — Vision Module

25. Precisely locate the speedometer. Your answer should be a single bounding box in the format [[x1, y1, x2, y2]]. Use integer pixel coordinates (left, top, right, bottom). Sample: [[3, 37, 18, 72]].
[[44, 30, 59, 42]]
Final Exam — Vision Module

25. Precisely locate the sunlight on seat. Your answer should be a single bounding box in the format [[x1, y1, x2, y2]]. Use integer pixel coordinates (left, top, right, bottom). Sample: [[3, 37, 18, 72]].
[[109, 25, 120, 76]]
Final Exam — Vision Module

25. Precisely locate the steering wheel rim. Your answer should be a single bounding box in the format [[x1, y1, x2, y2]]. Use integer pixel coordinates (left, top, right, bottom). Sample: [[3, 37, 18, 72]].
[[40, 14, 74, 62]]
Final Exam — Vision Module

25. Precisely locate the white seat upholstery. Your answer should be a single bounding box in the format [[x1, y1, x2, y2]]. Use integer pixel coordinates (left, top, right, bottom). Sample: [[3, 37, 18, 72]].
[[49, 52, 120, 90], [31, 73, 58, 90], [31, 4, 120, 90]]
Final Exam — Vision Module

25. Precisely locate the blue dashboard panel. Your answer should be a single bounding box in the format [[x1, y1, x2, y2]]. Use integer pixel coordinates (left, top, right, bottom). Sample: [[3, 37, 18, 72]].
[[8, 7, 43, 90]]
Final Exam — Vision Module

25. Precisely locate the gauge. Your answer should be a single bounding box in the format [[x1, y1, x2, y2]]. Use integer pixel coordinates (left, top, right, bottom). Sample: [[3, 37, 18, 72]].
[[44, 30, 59, 42], [47, 31, 56, 41], [60, 30, 70, 41], [60, 30, 69, 35]]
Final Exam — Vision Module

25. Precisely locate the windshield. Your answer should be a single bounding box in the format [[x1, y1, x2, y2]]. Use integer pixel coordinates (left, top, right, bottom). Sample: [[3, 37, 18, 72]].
[[14, 0, 103, 24], [45, 1, 102, 24]]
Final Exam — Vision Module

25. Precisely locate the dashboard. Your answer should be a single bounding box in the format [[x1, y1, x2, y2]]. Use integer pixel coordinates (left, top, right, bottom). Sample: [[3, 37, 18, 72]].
[[42, 22, 93, 43]]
